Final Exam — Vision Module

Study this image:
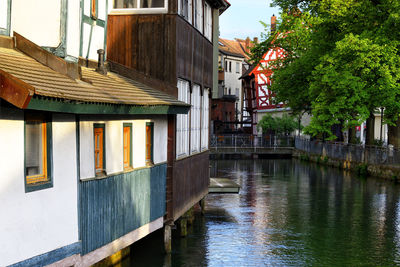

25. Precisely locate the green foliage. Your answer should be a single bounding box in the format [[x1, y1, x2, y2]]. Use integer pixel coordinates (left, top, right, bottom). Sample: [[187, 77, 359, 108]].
[[252, 0, 400, 139], [257, 114, 300, 135], [356, 163, 369, 177]]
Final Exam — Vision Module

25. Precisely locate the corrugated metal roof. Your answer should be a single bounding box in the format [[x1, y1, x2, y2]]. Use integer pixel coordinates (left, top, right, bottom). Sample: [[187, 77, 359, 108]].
[[0, 47, 187, 107]]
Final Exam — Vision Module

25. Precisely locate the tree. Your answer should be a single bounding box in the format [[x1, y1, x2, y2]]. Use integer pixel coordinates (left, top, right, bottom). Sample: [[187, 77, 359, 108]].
[[257, 114, 299, 135], [251, 0, 400, 145]]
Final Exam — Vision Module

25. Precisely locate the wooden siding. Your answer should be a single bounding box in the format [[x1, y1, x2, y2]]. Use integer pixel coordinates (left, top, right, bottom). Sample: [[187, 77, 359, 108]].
[[172, 151, 209, 221], [107, 14, 214, 94], [176, 16, 213, 88], [107, 14, 177, 96], [79, 164, 166, 255]]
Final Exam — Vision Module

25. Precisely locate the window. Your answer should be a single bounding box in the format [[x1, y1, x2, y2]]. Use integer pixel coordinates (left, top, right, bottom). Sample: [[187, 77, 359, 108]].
[[225, 60, 228, 72], [146, 122, 154, 164], [236, 62, 240, 73], [236, 88, 239, 97], [177, 79, 190, 158], [229, 61, 232, 72], [178, 0, 192, 23], [0, 0, 11, 36], [201, 88, 210, 150], [123, 123, 132, 170], [113, 0, 167, 11], [193, 0, 203, 33], [94, 124, 105, 175], [204, 2, 212, 41], [91, 0, 97, 19], [25, 114, 52, 192], [191, 84, 201, 153]]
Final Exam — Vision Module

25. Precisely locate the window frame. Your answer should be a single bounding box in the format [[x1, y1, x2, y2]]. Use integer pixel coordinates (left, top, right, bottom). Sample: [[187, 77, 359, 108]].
[[24, 114, 53, 193], [91, 0, 98, 20], [178, 0, 193, 24], [94, 123, 106, 176], [110, 0, 169, 15], [204, 1, 212, 41], [123, 123, 133, 170], [145, 122, 154, 165]]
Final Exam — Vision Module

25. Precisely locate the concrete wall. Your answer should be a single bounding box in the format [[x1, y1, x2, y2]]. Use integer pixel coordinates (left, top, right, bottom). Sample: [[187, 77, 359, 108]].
[[79, 116, 168, 180], [11, 0, 61, 47], [0, 109, 78, 266]]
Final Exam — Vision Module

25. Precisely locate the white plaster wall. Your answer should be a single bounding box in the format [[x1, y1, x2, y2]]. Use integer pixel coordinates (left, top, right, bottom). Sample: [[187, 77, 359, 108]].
[[11, 0, 61, 47], [66, 0, 81, 59], [106, 121, 123, 175], [82, 23, 106, 61], [224, 56, 244, 115], [79, 120, 95, 179], [79, 117, 167, 179], [153, 116, 168, 164], [132, 120, 147, 168], [0, 111, 78, 266]]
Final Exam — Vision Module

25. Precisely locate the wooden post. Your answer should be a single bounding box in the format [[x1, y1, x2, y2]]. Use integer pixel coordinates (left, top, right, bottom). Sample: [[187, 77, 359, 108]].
[[164, 223, 172, 254], [180, 217, 187, 237], [199, 198, 206, 216]]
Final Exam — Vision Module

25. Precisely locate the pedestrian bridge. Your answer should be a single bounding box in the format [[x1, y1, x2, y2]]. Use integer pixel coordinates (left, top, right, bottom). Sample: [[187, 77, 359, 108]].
[[210, 135, 294, 157]]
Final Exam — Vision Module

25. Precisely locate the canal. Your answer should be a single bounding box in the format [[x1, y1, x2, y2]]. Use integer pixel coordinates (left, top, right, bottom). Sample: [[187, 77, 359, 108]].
[[124, 159, 400, 266]]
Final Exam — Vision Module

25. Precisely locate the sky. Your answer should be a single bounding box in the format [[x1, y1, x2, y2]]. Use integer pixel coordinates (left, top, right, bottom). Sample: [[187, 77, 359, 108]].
[[219, 0, 281, 41]]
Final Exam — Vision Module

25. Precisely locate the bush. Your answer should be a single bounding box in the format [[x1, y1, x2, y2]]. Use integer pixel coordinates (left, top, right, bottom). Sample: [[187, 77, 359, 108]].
[[356, 164, 369, 177], [257, 114, 301, 135]]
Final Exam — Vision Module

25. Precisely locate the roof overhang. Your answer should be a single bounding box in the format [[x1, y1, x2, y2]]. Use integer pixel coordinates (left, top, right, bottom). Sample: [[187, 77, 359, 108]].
[[26, 96, 190, 115]]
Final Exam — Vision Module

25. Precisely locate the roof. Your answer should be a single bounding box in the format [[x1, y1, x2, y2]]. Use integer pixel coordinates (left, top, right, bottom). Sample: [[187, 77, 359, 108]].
[[0, 46, 189, 115], [219, 38, 245, 58], [240, 65, 256, 79], [219, 38, 257, 61]]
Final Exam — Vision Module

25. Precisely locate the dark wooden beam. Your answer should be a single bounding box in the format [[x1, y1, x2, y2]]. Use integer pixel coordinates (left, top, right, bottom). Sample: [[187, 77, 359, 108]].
[[0, 35, 14, 49], [14, 32, 80, 80], [0, 69, 34, 109]]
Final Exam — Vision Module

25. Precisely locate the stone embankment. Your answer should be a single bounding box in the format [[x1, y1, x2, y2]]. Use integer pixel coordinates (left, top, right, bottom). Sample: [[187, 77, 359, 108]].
[[294, 138, 400, 180]]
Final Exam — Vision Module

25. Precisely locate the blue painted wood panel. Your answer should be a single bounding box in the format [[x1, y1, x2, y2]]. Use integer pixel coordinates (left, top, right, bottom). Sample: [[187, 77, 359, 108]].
[[80, 164, 166, 255]]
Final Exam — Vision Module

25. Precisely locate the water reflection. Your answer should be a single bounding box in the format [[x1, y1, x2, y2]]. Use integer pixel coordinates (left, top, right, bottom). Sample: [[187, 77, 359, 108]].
[[127, 159, 400, 266]]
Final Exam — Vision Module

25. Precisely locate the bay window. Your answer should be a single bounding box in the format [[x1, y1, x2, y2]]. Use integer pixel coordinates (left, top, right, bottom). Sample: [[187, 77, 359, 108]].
[[204, 2, 212, 41], [191, 84, 201, 153], [112, 0, 168, 13], [193, 0, 203, 33], [176, 79, 190, 158], [178, 0, 192, 24]]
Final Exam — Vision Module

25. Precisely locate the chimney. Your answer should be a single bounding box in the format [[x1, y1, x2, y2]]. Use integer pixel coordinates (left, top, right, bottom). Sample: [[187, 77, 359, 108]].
[[96, 49, 107, 75], [271, 14, 277, 33], [253, 37, 258, 44], [245, 37, 251, 53]]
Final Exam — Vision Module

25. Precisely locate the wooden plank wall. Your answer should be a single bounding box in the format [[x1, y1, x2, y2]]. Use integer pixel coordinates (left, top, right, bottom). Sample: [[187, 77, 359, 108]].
[[79, 164, 167, 255], [107, 14, 177, 91], [176, 16, 213, 89], [107, 14, 214, 94], [172, 151, 209, 221]]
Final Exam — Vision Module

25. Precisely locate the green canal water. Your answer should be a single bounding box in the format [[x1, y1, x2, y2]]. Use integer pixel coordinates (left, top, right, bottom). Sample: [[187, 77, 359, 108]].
[[125, 159, 400, 266]]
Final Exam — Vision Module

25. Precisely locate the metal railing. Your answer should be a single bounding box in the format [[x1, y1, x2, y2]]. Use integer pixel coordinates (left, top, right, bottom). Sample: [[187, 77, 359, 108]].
[[295, 137, 400, 166], [210, 134, 295, 148]]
